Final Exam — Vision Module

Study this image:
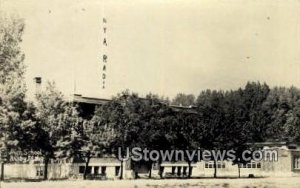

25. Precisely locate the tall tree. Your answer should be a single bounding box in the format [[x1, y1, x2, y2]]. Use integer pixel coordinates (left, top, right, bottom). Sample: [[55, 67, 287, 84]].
[[284, 100, 300, 142], [79, 107, 116, 180], [0, 15, 32, 180], [196, 89, 227, 178], [54, 104, 89, 167], [263, 86, 300, 141], [34, 82, 68, 180], [223, 90, 251, 178], [138, 93, 174, 178], [90, 91, 143, 179], [239, 82, 270, 142], [112, 91, 145, 179], [99, 91, 174, 179]]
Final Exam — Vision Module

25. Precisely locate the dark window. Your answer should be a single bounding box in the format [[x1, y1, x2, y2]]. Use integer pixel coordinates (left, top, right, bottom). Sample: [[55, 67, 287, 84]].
[[183, 167, 187, 175], [101, 166, 107, 175], [79, 166, 85, 174], [257, 162, 261, 168], [171, 167, 176, 175], [36, 166, 44, 176], [177, 167, 182, 176], [94, 166, 99, 174], [247, 163, 252, 168], [115, 166, 120, 176], [241, 162, 261, 168], [205, 163, 209, 168], [205, 161, 225, 168]]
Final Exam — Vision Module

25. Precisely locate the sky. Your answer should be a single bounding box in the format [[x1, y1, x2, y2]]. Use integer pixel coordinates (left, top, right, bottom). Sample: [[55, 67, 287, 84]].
[[1, 0, 300, 100]]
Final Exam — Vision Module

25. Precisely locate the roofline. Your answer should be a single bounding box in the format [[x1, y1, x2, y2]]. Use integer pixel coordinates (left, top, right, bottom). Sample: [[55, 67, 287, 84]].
[[73, 94, 197, 110], [73, 94, 111, 105]]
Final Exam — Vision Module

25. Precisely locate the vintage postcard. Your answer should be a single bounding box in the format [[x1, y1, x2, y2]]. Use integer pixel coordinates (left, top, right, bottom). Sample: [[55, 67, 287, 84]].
[[0, 0, 300, 187]]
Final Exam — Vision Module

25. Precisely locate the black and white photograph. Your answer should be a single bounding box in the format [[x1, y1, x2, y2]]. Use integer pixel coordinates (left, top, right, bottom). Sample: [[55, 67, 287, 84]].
[[0, 0, 300, 187]]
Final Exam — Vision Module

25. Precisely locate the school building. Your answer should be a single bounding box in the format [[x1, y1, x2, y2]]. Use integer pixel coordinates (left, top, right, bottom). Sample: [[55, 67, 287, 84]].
[[1, 95, 299, 180]]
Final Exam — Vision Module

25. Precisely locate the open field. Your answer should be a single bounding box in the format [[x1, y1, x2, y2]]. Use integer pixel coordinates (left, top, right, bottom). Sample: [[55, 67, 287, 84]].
[[1, 177, 300, 188]]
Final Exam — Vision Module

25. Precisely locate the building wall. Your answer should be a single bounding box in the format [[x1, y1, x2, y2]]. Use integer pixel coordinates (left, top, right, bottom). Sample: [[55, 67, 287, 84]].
[[71, 162, 121, 180], [160, 148, 300, 178], [3, 164, 37, 179], [1, 147, 300, 180], [48, 163, 71, 179], [1, 163, 70, 180]]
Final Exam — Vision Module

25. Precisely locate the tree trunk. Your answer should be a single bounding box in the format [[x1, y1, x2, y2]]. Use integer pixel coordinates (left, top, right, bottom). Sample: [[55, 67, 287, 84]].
[[120, 160, 123, 179], [83, 156, 91, 180], [43, 156, 49, 180], [148, 161, 152, 179], [213, 160, 217, 178], [159, 166, 164, 179], [158, 158, 163, 179], [187, 161, 192, 178], [134, 161, 139, 179], [0, 162, 4, 181]]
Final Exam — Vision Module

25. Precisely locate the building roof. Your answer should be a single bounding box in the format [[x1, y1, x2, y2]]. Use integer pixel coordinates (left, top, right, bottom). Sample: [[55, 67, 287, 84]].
[[73, 94, 110, 105], [73, 94, 198, 114], [73, 157, 121, 166], [89, 157, 120, 164], [161, 161, 197, 167]]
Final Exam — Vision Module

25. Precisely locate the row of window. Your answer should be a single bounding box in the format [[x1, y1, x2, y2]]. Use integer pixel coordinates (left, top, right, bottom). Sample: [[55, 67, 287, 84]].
[[239, 162, 261, 169], [170, 166, 191, 176], [204, 161, 262, 169], [35, 156, 300, 177], [79, 166, 120, 176], [36, 166, 44, 176], [205, 162, 226, 169]]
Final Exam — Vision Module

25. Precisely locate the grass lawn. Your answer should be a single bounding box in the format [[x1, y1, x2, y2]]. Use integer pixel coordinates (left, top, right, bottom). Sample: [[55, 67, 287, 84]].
[[1, 177, 300, 188]]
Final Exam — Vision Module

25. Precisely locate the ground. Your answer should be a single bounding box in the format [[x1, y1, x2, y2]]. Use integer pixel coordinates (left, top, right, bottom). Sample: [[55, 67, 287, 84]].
[[1, 177, 300, 188]]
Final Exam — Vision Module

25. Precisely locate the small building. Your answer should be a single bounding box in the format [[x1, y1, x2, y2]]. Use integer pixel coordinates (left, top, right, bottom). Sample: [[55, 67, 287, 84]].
[[70, 157, 121, 180], [3, 160, 71, 180]]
